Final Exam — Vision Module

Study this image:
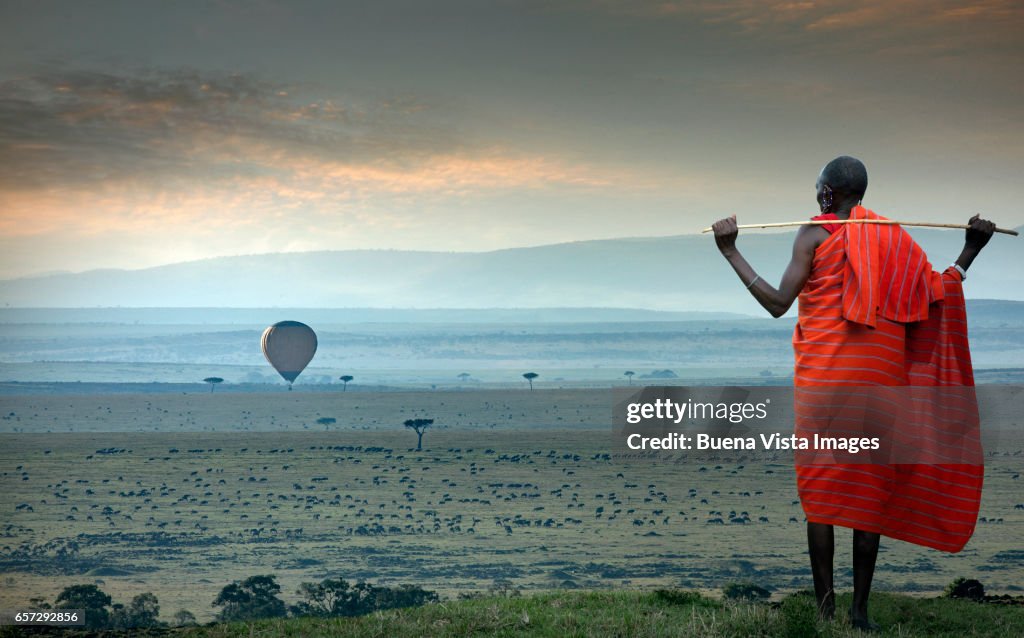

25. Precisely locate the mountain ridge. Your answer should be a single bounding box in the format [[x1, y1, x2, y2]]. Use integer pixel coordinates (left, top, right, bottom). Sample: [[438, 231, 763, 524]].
[[3, 229, 1020, 314]]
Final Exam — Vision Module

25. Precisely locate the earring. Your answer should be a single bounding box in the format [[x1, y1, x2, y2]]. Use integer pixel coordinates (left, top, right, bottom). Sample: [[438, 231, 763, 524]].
[[820, 186, 833, 213]]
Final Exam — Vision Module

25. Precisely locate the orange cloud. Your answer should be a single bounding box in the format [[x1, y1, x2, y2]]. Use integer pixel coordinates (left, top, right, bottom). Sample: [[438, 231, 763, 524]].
[[0, 68, 645, 246], [0, 145, 639, 241], [589, 0, 1024, 33]]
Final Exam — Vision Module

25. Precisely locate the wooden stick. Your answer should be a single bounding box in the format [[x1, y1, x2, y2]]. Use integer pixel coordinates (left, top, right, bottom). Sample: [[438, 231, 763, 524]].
[[700, 219, 1019, 236]]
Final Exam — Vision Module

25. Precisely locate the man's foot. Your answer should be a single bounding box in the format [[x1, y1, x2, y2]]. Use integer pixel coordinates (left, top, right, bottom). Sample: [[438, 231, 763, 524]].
[[850, 609, 880, 632]]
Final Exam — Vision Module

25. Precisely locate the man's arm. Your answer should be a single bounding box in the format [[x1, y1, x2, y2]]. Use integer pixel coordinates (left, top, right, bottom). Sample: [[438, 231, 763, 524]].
[[711, 215, 824, 318], [953, 214, 996, 273]]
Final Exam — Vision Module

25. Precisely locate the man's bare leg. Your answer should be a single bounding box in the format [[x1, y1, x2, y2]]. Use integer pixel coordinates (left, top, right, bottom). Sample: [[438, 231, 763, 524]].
[[807, 522, 835, 620], [851, 529, 880, 631]]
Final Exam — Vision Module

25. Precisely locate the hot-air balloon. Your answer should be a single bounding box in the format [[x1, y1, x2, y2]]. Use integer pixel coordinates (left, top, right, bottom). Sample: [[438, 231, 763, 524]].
[[261, 321, 317, 389]]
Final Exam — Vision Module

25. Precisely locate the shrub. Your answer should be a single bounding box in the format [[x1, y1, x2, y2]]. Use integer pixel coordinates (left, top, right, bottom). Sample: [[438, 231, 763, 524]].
[[654, 589, 711, 607], [945, 577, 985, 601], [292, 578, 439, 617], [489, 579, 522, 598], [778, 592, 818, 638], [722, 582, 771, 601], [172, 609, 198, 627]]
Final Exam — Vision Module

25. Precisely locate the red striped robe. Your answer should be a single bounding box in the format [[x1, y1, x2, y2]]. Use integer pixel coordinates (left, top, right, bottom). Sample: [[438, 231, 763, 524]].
[[793, 206, 983, 552]]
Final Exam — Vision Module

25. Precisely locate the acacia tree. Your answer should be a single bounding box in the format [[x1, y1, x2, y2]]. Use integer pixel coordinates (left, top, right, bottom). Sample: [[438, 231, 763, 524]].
[[457, 372, 471, 384], [129, 593, 160, 628], [212, 575, 287, 622], [203, 377, 224, 393], [404, 418, 433, 451], [522, 372, 538, 390], [293, 578, 351, 617], [55, 584, 112, 629], [339, 375, 354, 391], [110, 592, 161, 629], [624, 371, 635, 386]]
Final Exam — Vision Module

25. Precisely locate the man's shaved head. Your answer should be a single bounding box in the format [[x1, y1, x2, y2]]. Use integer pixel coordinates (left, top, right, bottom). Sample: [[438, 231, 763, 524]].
[[819, 156, 868, 200]]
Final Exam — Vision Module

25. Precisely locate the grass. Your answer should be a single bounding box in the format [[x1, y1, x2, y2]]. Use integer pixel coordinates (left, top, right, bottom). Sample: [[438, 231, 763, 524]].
[[1, 589, 1020, 637], [1, 390, 1021, 621], [167, 590, 1024, 638]]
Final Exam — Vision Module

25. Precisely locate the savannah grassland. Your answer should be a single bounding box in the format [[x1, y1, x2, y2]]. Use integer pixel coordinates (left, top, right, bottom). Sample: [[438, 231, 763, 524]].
[[178, 590, 1024, 638], [1, 389, 1022, 624]]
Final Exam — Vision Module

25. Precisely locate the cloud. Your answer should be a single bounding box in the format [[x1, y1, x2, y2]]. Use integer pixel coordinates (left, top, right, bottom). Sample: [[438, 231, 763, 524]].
[[0, 67, 636, 243], [588, 0, 1024, 24], [0, 68, 455, 189], [582, 0, 1024, 48]]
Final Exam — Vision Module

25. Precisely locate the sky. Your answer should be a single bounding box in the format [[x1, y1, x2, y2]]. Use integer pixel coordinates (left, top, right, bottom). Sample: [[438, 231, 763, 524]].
[[1, 0, 1022, 279]]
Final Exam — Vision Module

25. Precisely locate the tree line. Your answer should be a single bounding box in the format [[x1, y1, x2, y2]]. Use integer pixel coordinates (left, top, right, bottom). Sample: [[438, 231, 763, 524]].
[[199, 371, 562, 390], [36, 575, 438, 629]]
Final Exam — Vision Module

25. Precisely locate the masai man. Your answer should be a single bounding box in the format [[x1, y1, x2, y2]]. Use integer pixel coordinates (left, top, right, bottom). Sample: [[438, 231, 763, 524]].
[[710, 156, 995, 630]]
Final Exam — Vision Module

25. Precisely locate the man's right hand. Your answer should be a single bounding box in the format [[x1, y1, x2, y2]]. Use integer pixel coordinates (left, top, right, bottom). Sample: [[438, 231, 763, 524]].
[[712, 215, 738, 256], [965, 214, 995, 252]]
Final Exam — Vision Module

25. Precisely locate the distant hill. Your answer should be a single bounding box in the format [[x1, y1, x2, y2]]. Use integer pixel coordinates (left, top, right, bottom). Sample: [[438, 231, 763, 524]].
[[0, 307, 753, 326], [1, 228, 1021, 314]]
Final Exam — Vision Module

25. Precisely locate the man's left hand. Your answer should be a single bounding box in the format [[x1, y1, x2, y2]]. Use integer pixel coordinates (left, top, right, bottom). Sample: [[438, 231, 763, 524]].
[[965, 214, 996, 252]]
